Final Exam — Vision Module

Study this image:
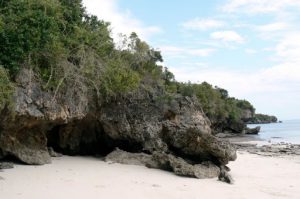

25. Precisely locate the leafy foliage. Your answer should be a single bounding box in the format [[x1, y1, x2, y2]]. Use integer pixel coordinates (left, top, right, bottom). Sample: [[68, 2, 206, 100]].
[[0, 0, 65, 74], [100, 57, 140, 99], [0, 0, 140, 100], [0, 66, 14, 110]]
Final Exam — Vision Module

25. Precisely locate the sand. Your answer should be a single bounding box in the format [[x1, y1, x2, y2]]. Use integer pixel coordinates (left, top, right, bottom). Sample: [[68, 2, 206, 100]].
[[1, 152, 300, 199]]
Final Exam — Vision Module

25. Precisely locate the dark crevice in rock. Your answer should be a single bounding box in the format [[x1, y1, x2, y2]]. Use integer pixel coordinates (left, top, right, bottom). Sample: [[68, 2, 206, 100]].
[[166, 144, 221, 166], [106, 139, 144, 154], [46, 125, 61, 152], [0, 155, 23, 164], [164, 110, 177, 121], [0, 154, 25, 168]]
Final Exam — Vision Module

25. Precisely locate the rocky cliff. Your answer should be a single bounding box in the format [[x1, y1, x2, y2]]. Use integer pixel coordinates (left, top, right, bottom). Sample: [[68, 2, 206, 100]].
[[0, 69, 236, 182]]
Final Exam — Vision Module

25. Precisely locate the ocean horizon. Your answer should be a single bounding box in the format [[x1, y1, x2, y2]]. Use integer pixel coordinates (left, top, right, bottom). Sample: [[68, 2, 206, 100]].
[[248, 119, 300, 144]]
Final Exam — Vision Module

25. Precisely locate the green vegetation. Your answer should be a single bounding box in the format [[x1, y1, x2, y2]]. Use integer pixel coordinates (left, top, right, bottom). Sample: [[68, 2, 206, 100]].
[[100, 57, 140, 99], [0, 1, 154, 101], [0, 66, 14, 110]]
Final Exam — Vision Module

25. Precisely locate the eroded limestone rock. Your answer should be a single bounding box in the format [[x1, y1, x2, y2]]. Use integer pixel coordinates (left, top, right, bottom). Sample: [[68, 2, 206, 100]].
[[105, 149, 221, 179], [0, 69, 237, 182]]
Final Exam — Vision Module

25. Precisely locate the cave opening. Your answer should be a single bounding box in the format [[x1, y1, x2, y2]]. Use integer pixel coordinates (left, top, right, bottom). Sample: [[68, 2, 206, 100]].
[[46, 117, 143, 157]]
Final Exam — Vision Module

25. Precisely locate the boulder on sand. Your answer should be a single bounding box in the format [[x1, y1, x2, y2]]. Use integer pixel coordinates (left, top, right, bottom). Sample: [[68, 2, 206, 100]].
[[244, 126, 261, 135]]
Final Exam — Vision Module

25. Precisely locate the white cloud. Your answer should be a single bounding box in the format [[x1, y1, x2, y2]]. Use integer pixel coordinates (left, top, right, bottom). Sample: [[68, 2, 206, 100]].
[[261, 63, 300, 83], [188, 49, 216, 56], [181, 62, 208, 68], [210, 31, 245, 43], [159, 45, 215, 57], [256, 22, 290, 32], [82, 0, 162, 41], [181, 18, 225, 31], [275, 33, 300, 63], [222, 0, 300, 14], [245, 48, 257, 54]]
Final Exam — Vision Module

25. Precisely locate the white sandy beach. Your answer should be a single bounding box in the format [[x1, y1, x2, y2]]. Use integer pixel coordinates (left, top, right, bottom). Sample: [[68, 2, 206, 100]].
[[1, 152, 300, 199]]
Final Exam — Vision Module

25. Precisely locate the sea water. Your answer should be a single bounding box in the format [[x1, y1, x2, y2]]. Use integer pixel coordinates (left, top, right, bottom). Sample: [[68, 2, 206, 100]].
[[248, 119, 300, 144]]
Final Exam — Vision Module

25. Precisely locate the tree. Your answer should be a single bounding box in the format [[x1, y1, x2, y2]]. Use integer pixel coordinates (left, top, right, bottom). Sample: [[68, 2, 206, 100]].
[[215, 86, 228, 99], [0, 0, 65, 74]]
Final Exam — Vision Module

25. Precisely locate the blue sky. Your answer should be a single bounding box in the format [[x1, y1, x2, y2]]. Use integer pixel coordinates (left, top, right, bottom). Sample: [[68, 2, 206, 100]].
[[83, 0, 300, 120]]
